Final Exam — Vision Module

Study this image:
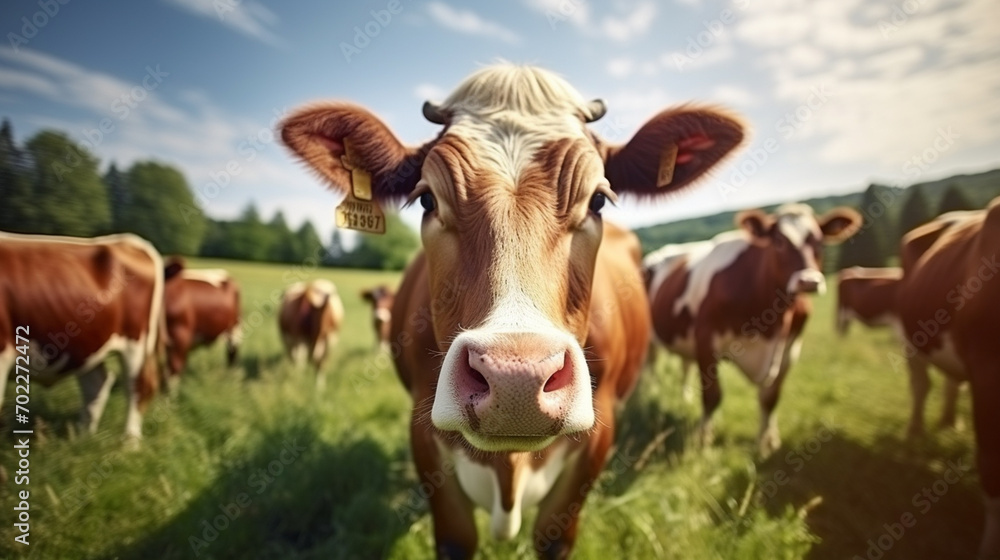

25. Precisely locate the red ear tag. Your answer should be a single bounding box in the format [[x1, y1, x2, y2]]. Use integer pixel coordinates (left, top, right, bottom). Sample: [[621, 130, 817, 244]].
[[657, 143, 678, 188]]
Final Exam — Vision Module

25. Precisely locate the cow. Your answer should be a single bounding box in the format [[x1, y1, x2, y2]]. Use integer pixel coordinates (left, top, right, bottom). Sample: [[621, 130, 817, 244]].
[[642, 240, 713, 402], [361, 285, 394, 352], [281, 63, 746, 558], [646, 204, 861, 457], [0, 232, 165, 442], [895, 198, 1000, 558], [162, 258, 242, 387], [277, 279, 344, 390], [835, 266, 902, 335], [836, 266, 964, 435]]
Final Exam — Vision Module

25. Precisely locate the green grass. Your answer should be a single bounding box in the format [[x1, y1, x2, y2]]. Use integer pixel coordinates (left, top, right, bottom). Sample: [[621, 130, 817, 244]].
[[0, 258, 981, 559]]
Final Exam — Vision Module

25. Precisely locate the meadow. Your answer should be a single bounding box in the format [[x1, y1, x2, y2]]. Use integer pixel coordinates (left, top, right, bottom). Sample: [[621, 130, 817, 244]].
[[0, 257, 982, 560]]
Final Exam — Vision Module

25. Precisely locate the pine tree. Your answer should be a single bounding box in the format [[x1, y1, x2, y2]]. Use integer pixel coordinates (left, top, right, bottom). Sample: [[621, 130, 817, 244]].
[[898, 185, 934, 239], [938, 183, 976, 215]]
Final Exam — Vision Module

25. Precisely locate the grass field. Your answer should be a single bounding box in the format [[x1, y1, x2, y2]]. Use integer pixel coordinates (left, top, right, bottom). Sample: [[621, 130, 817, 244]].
[[0, 257, 982, 559]]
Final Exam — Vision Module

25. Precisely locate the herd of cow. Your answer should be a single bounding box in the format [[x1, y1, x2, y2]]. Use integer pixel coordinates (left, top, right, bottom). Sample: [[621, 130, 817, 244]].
[[1, 64, 997, 559]]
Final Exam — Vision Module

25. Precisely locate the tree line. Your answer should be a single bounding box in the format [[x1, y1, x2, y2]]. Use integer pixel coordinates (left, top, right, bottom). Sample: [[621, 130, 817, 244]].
[[0, 119, 419, 269]]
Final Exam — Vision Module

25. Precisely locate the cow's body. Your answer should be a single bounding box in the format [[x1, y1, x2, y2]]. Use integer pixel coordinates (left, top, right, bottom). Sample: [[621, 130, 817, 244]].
[[0, 232, 164, 439], [896, 199, 1000, 558], [278, 279, 343, 389], [392, 222, 648, 547], [282, 64, 746, 557], [647, 205, 860, 456], [163, 262, 242, 381], [836, 266, 963, 435], [361, 285, 394, 352], [835, 266, 902, 334]]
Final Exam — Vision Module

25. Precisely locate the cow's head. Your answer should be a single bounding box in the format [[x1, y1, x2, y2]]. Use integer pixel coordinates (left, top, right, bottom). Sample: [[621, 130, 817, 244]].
[[283, 65, 744, 451], [361, 285, 393, 326], [737, 204, 861, 295]]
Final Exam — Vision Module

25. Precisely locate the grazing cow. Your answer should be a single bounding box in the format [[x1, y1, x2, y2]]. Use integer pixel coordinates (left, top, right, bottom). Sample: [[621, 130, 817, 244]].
[[647, 204, 861, 456], [162, 259, 242, 385], [0, 232, 165, 441], [277, 279, 344, 389], [835, 266, 902, 334], [896, 198, 1000, 558], [361, 285, 394, 352], [282, 64, 745, 558], [836, 266, 963, 435]]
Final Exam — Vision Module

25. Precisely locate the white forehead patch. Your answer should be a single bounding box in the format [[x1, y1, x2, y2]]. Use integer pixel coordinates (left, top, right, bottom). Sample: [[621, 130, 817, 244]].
[[776, 211, 821, 248]]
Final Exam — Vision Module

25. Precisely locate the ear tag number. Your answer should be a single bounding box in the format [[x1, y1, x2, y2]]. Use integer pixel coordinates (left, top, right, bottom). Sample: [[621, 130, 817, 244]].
[[336, 139, 386, 234]]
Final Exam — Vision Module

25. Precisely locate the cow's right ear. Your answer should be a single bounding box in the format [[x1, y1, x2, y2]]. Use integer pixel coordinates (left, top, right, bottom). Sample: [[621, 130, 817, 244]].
[[281, 103, 431, 202], [736, 209, 773, 241], [360, 289, 374, 303]]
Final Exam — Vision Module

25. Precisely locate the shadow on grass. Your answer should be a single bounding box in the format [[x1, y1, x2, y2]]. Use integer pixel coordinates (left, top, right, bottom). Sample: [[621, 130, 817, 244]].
[[111, 422, 411, 560], [756, 432, 982, 560]]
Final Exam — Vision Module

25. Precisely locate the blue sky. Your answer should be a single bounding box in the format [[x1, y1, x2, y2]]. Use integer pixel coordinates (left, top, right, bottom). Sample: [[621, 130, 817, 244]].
[[2, 0, 998, 242]]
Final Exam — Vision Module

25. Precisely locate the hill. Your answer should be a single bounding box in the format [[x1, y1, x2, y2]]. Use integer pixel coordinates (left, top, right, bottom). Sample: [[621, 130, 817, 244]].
[[634, 168, 1000, 272]]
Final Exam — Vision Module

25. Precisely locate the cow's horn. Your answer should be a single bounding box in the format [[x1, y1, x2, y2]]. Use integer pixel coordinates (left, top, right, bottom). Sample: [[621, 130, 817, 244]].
[[585, 99, 607, 123], [422, 101, 447, 124]]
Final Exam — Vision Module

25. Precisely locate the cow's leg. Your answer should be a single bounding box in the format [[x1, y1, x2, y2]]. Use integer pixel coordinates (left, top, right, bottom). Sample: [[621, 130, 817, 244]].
[[410, 416, 477, 559], [969, 358, 1000, 559], [225, 324, 242, 367], [121, 341, 157, 445], [77, 365, 117, 434], [697, 355, 722, 447], [757, 340, 800, 457], [905, 354, 931, 439], [836, 307, 850, 336], [939, 377, 961, 430], [533, 420, 613, 559]]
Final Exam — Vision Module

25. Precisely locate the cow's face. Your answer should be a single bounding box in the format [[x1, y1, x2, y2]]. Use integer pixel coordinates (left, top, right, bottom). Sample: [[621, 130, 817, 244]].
[[282, 65, 744, 452], [738, 204, 861, 295]]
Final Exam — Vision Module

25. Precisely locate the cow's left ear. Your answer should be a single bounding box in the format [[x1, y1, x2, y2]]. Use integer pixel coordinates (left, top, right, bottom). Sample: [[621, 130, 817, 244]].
[[164, 257, 185, 280], [281, 103, 434, 202], [602, 106, 745, 196], [818, 207, 863, 243]]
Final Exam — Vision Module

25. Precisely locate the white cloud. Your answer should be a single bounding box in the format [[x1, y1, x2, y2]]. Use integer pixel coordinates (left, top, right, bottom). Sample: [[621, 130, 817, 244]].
[[426, 2, 521, 44], [163, 0, 282, 47], [606, 57, 635, 78], [414, 82, 448, 102], [710, 84, 758, 107], [600, 1, 657, 42], [521, 0, 657, 42]]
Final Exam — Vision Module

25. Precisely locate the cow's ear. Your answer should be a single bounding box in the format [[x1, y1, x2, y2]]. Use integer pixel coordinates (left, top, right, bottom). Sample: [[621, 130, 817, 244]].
[[360, 289, 374, 303], [818, 207, 863, 243], [736, 209, 773, 241], [164, 257, 185, 280], [281, 103, 431, 202], [603, 106, 745, 196]]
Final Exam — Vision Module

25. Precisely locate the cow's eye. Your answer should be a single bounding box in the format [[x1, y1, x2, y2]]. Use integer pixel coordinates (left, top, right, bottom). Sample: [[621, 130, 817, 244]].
[[420, 192, 436, 212], [589, 192, 606, 214]]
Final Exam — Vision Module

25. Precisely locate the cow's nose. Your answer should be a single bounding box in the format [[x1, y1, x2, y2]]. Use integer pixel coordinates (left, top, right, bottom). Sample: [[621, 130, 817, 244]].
[[433, 331, 594, 447], [797, 278, 821, 293]]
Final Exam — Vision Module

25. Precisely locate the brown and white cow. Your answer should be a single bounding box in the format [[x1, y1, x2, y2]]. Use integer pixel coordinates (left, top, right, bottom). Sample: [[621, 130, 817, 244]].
[[0, 232, 165, 441], [281, 64, 745, 558], [836, 266, 964, 435], [647, 204, 861, 456], [896, 198, 1000, 558], [162, 259, 242, 386], [835, 266, 902, 335], [277, 279, 344, 390], [361, 285, 394, 352]]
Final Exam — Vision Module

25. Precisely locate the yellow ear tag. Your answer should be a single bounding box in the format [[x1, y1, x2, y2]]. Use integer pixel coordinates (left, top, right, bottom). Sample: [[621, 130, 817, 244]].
[[657, 143, 678, 188], [336, 139, 386, 234]]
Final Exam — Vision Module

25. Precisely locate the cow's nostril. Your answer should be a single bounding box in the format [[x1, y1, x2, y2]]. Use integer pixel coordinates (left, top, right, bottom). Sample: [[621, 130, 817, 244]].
[[466, 366, 489, 394], [543, 356, 572, 393]]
